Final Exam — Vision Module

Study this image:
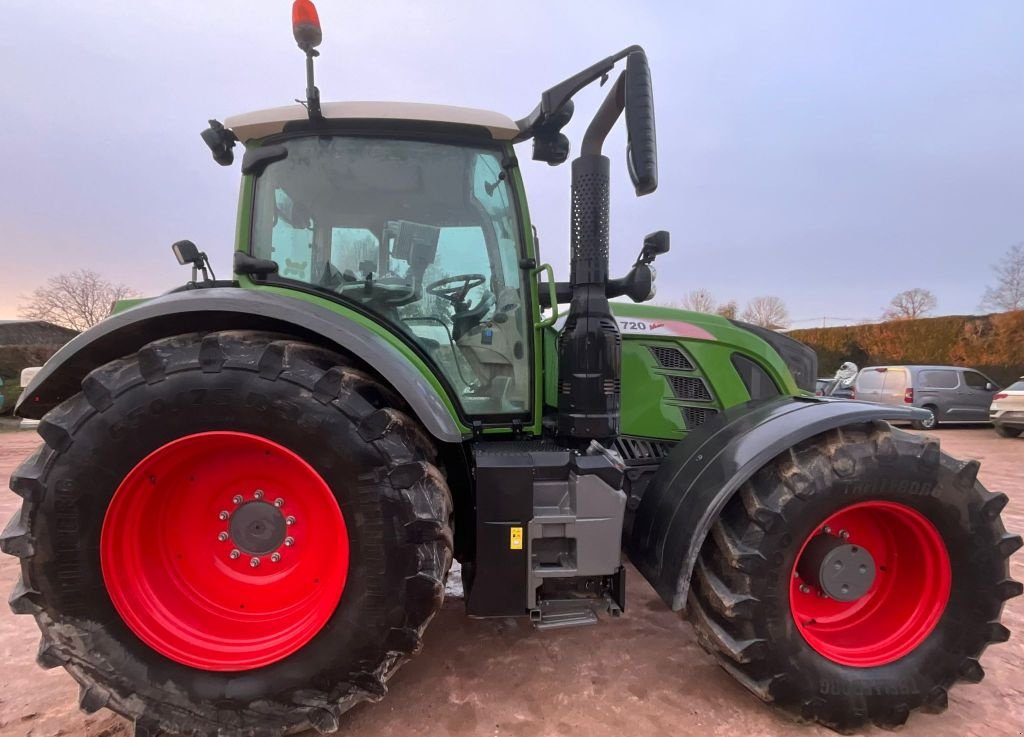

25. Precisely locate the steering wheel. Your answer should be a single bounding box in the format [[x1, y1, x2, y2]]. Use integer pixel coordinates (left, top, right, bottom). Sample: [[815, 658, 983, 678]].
[[426, 274, 487, 306]]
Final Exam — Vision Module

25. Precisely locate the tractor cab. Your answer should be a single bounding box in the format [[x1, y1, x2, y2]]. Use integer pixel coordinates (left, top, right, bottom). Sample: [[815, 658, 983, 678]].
[[229, 106, 532, 415]]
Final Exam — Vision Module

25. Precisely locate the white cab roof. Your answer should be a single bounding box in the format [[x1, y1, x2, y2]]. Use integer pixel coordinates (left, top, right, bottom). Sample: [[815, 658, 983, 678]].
[[224, 101, 520, 143]]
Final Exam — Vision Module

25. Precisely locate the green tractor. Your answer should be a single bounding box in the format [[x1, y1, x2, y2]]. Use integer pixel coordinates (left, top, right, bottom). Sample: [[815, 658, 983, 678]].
[[4, 3, 1019, 736]]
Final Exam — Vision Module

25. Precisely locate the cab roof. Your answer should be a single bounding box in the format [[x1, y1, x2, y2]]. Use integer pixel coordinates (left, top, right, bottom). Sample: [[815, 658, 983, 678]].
[[224, 101, 521, 143]]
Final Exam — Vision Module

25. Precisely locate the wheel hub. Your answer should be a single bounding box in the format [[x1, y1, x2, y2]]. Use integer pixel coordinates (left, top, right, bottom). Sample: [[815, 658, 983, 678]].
[[796, 534, 876, 602], [228, 501, 288, 555]]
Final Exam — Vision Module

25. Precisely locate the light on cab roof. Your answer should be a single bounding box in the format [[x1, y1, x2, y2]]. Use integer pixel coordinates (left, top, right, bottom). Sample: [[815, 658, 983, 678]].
[[292, 0, 322, 51]]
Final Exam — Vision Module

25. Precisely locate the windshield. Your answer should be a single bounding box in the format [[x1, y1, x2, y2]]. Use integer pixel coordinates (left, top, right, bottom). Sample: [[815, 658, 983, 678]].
[[251, 136, 530, 417]]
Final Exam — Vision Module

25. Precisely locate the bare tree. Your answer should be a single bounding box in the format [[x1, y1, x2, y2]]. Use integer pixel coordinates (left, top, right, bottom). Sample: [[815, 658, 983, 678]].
[[716, 300, 739, 319], [678, 288, 717, 313], [981, 243, 1024, 312], [741, 296, 790, 329], [19, 270, 138, 331], [882, 288, 937, 320]]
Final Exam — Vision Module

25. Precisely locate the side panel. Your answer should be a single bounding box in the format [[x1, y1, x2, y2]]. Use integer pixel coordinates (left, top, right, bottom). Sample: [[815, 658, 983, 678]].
[[612, 304, 804, 441], [16, 288, 467, 443], [625, 396, 928, 610]]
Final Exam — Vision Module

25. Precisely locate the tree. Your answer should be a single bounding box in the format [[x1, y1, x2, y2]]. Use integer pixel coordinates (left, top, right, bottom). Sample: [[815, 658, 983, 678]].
[[981, 242, 1024, 312], [741, 296, 789, 329], [19, 270, 138, 331], [678, 288, 717, 313], [882, 288, 937, 320], [716, 300, 739, 319]]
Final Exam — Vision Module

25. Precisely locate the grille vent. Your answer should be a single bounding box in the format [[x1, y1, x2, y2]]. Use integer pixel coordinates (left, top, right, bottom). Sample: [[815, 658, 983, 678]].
[[613, 437, 674, 461], [683, 406, 718, 428], [649, 346, 694, 371], [668, 376, 712, 402]]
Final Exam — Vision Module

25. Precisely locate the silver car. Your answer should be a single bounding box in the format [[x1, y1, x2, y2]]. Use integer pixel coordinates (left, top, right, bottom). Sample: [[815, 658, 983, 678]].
[[853, 365, 1000, 430]]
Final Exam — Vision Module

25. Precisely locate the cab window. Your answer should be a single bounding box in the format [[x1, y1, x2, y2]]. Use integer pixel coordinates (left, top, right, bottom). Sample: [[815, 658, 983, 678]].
[[251, 136, 530, 417]]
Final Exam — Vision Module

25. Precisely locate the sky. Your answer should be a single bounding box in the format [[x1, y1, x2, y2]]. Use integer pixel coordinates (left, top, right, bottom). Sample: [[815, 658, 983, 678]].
[[1, 1, 1022, 327]]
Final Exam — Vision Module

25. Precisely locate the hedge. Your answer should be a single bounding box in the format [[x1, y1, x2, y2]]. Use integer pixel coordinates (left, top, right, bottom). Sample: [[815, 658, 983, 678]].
[[789, 311, 1024, 386]]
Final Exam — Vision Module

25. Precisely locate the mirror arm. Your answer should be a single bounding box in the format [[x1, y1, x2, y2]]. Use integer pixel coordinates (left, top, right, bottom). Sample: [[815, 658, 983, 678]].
[[515, 44, 643, 139], [581, 72, 626, 156]]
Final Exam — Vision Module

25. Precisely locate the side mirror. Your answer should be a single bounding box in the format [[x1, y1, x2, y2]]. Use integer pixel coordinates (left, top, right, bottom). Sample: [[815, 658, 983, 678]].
[[986, 382, 996, 392], [624, 52, 658, 196], [637, 230, 670, 264], [200, 120, 237, 167]]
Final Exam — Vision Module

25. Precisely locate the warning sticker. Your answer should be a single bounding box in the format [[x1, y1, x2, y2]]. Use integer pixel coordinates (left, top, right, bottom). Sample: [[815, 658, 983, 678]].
[[510, 527, 523, 550]]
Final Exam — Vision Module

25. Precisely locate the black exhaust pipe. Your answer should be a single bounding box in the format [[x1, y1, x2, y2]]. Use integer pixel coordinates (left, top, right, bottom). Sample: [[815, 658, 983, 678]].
[[556, 75, 626, 442]]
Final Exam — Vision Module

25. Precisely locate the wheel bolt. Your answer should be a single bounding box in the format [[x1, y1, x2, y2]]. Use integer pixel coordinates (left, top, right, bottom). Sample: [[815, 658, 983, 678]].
[[822, 526, 832, 534], [229, 549, 240, 560], [250, 557, 260, 568], [799, 584, 811, 594], [217, 531, 229, 542], [271, 552, 281, 563], [274, 498, 285, 508], [218, 511, 229, 521], [232, 495, 243, 505], [286, 515, 296, 526], [839, 529, 850, 540], [254, 489, 264, 500], [284, 536, 295, 547]]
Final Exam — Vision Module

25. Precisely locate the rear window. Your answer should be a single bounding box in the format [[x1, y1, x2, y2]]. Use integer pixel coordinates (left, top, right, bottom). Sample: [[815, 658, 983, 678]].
[[882, 369, 907, 393], [1007, 379, 1024, 391], [857, 369, 885, 391], [919, 370, 958, 389]]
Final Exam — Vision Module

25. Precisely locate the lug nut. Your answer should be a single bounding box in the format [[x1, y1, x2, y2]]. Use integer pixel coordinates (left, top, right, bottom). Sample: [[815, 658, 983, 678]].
[[274, 498, 285, 508], [799, 584, 811, 594], [271, 552, 281, 563], [250, 557, 260, 568], [823, 526, 832, 534], [232, 495, 244, 505], [254, 489, 264, 500], [218, 531, 229, 542], [229, 549, 240, 560], [218, 511, 229, 521], [839, 529, 850, 540], [284, 536, 295, 547], [285, 515, 296, 526]]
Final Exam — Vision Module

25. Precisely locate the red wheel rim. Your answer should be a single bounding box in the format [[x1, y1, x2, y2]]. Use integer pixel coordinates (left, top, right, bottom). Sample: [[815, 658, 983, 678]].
[[101, 431, 349, 671], [790, 501, 951, 667]]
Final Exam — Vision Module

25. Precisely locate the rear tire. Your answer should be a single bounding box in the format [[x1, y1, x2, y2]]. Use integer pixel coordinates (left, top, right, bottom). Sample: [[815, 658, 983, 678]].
[[688, 423, 1021, 732], [994, 424, 1022, 438], [1, 331, 453, 737]]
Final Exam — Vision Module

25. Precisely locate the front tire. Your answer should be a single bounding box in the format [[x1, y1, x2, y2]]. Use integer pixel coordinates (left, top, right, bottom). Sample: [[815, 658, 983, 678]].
[[1, 331, 453, 737], [994, 424, 1022, 438], [688, 423, 1021, 732]]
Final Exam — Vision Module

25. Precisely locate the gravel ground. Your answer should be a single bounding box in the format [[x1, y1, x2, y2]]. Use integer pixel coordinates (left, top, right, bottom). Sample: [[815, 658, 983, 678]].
[[0, 427, 1020, 737]]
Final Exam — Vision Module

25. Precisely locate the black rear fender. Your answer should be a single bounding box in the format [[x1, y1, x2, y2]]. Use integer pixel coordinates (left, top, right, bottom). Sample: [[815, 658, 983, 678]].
[[15, 288, 465, 444], [625, 396, 929, 610]]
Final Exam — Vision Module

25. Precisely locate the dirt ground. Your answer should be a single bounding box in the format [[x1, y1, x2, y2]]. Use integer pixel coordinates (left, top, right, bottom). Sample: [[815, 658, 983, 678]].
[[0, 428, 1020, 737]]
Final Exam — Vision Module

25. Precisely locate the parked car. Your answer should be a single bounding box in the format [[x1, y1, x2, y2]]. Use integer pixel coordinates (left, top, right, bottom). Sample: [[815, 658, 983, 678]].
[[853, 365, 1000, 430], [18, 367, 41, 430], [991, 377, 1024, 438]]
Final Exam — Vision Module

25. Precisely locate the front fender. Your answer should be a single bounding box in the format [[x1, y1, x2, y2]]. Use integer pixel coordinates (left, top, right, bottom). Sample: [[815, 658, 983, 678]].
[[626, 396, 929, 611], [16, 288, 466, 444]]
